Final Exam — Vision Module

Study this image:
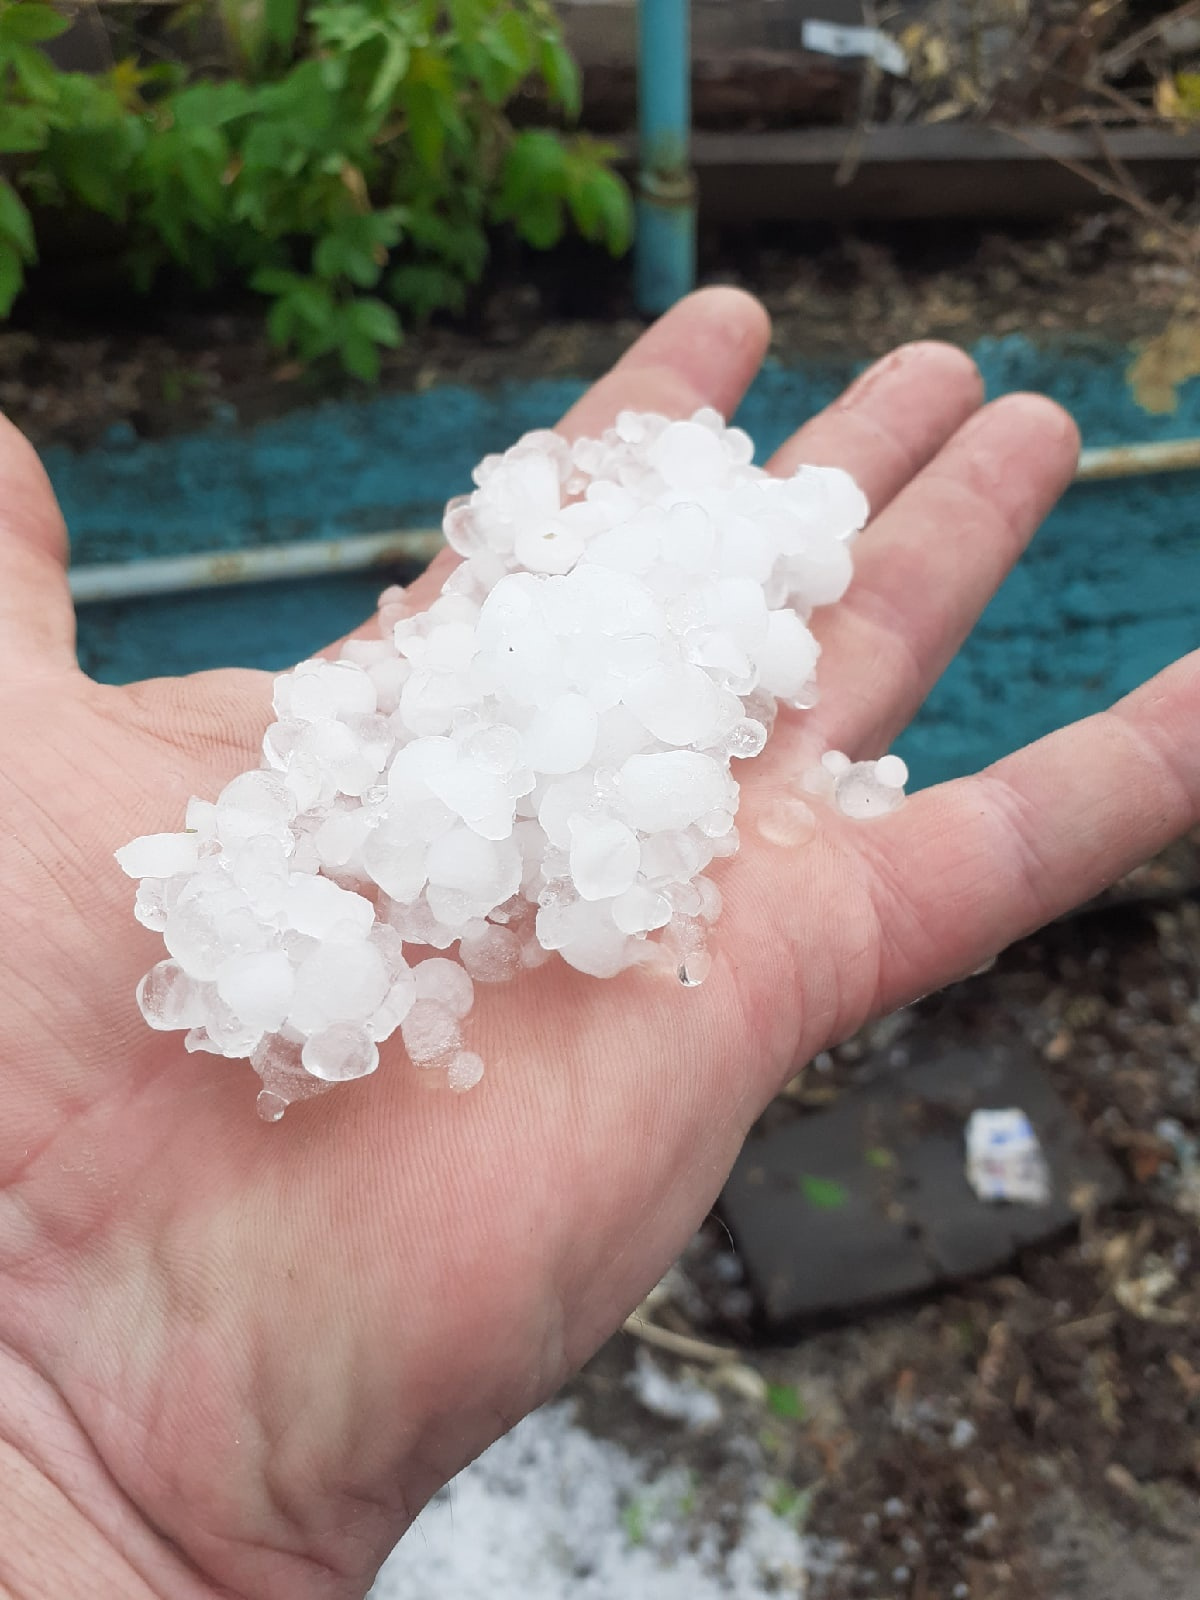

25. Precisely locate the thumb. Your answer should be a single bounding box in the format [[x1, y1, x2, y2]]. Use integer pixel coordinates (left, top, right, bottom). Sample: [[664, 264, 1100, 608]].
[[0, 413, 75, 677]]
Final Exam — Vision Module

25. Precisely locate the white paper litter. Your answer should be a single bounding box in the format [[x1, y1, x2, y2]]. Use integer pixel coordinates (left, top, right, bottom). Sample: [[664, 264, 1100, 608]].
[[965, 1108, 1052, 1205]]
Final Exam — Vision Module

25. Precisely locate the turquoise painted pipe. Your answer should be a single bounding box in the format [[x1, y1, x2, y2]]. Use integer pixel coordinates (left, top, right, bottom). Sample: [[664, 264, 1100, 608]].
[[635, 0, 697, 315]]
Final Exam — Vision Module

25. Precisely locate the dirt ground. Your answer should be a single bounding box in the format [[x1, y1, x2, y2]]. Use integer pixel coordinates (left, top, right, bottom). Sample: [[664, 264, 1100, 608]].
[[570, 849, 1200, 1600], [15, 213, 1200, 1597], [3, 208, 1196, 450]]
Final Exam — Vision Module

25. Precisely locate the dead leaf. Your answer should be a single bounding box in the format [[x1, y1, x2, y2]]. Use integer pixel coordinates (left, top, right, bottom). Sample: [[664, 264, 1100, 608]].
[[1155, 75, 1182, 118], [1128, 317, 1200, 414]]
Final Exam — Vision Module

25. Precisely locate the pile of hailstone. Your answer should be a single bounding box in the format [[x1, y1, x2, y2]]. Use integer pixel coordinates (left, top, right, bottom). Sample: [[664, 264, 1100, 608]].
[[117, 409, 902, 1122]]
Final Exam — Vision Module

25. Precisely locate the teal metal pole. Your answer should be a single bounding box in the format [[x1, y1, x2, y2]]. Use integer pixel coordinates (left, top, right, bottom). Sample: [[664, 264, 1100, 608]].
[[635, 0, 696, 316]]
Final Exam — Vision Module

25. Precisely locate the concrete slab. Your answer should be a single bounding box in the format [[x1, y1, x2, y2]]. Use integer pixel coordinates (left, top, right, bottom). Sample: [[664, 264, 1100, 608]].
[[719, 1043, 1123, 1330]]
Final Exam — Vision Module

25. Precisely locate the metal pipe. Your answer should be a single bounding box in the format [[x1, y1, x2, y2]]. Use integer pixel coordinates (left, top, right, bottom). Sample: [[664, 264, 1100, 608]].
[[69, 527, 442, 605], [634, 0, 696, 316], [1074, 436, 1200, 482], [67, 435, 1200, 607]]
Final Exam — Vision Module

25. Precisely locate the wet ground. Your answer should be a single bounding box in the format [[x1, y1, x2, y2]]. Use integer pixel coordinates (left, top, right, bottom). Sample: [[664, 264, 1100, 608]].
[[3, 211, 1194, 450], [568, 856, 1200, 1600]]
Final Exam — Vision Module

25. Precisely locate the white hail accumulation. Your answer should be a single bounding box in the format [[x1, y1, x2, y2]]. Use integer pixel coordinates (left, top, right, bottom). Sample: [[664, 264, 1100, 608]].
[[116, 409, 908, 1121]]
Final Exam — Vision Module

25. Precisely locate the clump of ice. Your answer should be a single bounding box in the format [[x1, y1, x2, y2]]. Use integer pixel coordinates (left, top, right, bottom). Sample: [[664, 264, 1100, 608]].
[[370, 1401, 808, 1600], [117, 409, 906, 1117], [801, 749, 909, 818]]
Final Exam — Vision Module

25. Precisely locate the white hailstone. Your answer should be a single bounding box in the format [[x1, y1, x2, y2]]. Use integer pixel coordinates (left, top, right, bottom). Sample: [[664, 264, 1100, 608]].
[[284, 875, 375, 939], [834, 758, 909, 819], [413, 957, 475, 1019], [119, 410, 872, 1114], [369, 965, 418, 1042], [612, 884, 672, 935], [521, 694, 599, 774], [136, 959, 207, 1031], [301, 1024, 379, 1082], [279, 658, 376, 722], [757, 610, 820, 702], [459, 923, 522, 982], [401, 999, 463, 1065], [622, 659, 727, 746], [568, 815, 641, 901], [116, 832, 199, 880], [447, 1051, 485, 1092], [214, 771, 296, 848], [616, 751, 731, 832], [216, 949, 295, 1033], [185, 797, 218, 838], [133, 877, 172, 931], [287, 940, 390, 1034]]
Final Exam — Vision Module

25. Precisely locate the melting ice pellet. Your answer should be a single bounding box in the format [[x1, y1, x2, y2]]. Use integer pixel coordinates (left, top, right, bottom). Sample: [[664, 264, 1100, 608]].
[[115, 410, 909, 1115]]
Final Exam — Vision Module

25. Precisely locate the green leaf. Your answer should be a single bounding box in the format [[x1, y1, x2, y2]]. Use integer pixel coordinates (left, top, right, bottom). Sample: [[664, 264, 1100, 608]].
[[338, 329, 379, 380], [767, 1479, 815, 1526], [496, 10, 534, 75], [11, 41, 59, 100], [251, 265, 306, 297], [0, 180, 35, 259], [864, 1146, 895, 1170], [798, 1174, 849, 1210], [620, 1497, 648, 1546], [347, 293, 401, 347], [387, 259, 465, 318], [0, 104, 52, 153], [513, 193, 562, 249], [367, 34, 410, 112], [0, 3, 70, 43], [538, 33, 581, 120], [405, 79, 444, 173], [170, 80, 256, 130], [265, 0, 299, 52], [0, 239, 23, 315], [313, 230, 380, 287], [766, 1383, 807, 1421], [565, 161, 632, 254], [494, 128, 566, 219]]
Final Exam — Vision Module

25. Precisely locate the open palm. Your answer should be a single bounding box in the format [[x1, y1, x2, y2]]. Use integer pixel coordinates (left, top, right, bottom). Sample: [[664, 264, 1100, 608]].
[[1, 289, 1196, 1600]]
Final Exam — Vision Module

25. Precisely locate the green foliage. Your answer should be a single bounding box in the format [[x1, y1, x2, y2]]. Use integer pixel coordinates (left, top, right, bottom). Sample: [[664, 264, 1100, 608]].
[[620, 1495, 648, 1546], [766, 1477, 815, 1526], [0, 0, 629, 373], [798, 1174, 849, 1210], [765, 1382, 806, 1421]]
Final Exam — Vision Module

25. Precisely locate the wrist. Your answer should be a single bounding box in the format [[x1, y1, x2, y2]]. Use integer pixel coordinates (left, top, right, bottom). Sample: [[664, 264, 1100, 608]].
[[0, 1343, 217, 1600]]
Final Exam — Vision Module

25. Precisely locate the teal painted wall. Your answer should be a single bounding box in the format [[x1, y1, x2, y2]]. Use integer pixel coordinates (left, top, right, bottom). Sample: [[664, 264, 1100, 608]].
[[58, 335, 1200, 788]]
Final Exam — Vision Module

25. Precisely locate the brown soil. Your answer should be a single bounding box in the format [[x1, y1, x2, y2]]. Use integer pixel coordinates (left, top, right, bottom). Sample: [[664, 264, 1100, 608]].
[[3, 209, 1194, 452], [569, 869, 1200, 1599]]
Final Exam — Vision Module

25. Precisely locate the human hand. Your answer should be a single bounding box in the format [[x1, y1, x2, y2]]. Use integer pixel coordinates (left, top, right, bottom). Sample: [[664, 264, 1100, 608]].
[[1, 288, 1196, 1600]]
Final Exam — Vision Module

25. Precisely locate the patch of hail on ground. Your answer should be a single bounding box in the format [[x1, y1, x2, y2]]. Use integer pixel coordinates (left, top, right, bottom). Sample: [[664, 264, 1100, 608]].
[[367, 1401, 810, 1600], [116, 409, 909, 1117]]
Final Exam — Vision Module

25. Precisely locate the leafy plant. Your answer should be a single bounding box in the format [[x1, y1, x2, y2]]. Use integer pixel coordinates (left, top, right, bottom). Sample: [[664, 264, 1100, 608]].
[[0, 0, 630, 377], [766, 1477, 814, 1526], [766, 1381, 806, 1421], [798, 1174, 849, 1210]]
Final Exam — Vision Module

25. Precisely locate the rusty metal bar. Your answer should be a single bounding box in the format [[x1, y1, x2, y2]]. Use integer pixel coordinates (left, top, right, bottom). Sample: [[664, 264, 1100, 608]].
[[1074, 437, 1200, 482], [69, 527, 442, 605], [66, 435, 1200, 606]]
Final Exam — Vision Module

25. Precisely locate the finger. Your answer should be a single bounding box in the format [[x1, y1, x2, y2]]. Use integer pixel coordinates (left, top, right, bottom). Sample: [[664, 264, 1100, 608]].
[[327, 287, 772, 647], [558, 285, 771, 442], [767, 342, 985, 515], [862, 648, 1200, 1015], [0, 415, 76, 676], [803, 394, 1080, 757]]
